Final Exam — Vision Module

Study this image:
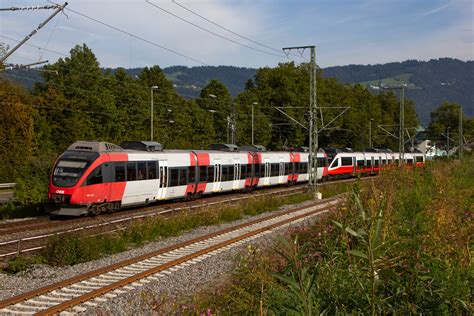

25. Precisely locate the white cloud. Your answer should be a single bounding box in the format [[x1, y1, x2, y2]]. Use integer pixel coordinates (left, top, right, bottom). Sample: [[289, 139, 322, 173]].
[[419, 0, 452, 17]]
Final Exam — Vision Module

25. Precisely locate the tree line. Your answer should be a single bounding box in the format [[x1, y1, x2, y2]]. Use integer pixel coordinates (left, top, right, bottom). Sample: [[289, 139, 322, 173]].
[[1, 44, 472, 202]]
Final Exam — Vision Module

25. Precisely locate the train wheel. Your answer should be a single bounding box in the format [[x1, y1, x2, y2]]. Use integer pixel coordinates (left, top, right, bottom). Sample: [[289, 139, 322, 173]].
[[88, 205, 100, 217]]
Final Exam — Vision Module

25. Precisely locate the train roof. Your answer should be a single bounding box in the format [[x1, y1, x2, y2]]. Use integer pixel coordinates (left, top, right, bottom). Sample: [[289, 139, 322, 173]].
[[67, 141, 123, 154]]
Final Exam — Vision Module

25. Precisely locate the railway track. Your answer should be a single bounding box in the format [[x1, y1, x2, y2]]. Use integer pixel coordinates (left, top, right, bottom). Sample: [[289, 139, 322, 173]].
[[0, 177, 370, 260], [0, 196, 342, 315], [0, 185, 306, 259]]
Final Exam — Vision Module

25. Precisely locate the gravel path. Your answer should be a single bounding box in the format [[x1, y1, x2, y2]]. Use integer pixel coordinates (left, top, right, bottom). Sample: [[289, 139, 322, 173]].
[[0, 198, 330, 314]]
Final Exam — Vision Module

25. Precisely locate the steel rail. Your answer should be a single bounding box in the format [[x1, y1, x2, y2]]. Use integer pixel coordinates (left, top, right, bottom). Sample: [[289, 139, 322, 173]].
[[0, 185, 307, 259], [0, 176, 372, 259], [0, 196, 342, 313]]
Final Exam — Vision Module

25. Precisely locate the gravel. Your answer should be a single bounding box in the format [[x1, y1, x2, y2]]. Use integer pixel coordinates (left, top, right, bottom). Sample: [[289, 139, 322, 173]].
[[0, 198, 329, 314]]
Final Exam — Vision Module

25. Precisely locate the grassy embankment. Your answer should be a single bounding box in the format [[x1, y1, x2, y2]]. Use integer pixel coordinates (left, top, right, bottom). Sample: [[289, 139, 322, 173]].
[[162, 157, 472, 315], [4, 181, 351, 272]]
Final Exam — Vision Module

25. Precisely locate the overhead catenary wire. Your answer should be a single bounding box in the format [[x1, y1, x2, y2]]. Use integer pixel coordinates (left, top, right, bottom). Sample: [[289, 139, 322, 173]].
[[56, 4, 209, 66], [4, 70, 316, 123], [171, 0, 307, 61], [145, 0, 290, 60], [0, 35, 68, 57]]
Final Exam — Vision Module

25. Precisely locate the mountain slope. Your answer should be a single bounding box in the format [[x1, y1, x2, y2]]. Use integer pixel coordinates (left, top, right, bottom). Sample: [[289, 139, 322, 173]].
[[323, 58, 473, 124]]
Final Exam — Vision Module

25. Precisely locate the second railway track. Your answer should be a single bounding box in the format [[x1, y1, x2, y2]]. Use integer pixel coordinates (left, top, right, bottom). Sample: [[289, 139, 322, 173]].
[[0, 196, 342, 315], [0, 177, 369, 260]]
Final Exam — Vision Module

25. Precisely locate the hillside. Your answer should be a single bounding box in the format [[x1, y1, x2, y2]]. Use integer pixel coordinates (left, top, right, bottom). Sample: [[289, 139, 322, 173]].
[[5, 58, 472, 125], [323, 58, 474, 124]]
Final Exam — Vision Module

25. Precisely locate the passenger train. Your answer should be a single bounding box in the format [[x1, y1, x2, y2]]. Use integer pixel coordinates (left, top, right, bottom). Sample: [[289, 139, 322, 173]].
[[48, 141, 424, 216]]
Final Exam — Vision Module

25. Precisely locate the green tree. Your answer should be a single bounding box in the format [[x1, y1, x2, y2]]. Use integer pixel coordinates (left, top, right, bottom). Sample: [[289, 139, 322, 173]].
[[0, 79, 35, 182], [198, 79, 232, 143], [35, 44, 116, 149], [235, 90, 271, 146], [427, 102, 463, 142]]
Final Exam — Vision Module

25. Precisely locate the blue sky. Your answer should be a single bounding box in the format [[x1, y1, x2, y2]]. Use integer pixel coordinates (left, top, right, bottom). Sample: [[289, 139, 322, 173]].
[[0, 0, 472, 68]]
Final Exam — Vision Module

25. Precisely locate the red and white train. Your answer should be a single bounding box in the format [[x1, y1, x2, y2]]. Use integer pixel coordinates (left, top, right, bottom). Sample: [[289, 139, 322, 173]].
[[327, 151, 425, 179], [48, 141, 328, 216], [48, 141, 424, 216]]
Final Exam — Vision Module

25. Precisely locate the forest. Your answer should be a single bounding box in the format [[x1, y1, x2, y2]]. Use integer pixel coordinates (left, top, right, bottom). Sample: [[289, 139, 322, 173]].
[[1, 44, 473, 206]]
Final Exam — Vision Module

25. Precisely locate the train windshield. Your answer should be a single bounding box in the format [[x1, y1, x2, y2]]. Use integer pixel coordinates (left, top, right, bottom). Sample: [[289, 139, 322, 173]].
[[52, 151, 99, 187]]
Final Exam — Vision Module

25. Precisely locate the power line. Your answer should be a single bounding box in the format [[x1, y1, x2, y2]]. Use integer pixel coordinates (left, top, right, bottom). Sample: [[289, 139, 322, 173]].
[[0, 35, 68, 57], [61, 5, 209, 66], [171, 0, 306, 61], [145, 0, 289, 60]]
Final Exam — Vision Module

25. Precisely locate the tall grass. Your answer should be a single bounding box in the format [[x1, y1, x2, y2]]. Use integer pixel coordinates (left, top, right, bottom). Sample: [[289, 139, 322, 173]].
[[189, 157, 473, 315], [36, 191, 314, 267]]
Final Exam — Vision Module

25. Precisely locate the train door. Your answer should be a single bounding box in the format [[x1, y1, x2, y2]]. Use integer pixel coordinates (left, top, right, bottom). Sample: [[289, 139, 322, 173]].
[[279, 159, 285, 184], [213, 159, 221, 192], [157, 161, 168, 200], [264, 158, 270, 186], [352, 157, 357, 175], [233, 159, 240, 190]]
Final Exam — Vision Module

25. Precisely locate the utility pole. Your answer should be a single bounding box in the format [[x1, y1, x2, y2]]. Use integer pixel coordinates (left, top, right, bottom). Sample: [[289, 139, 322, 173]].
[[251, 102, 257, 145], [150, 86, 158, 141], [459, 107, 463, 160], [447, 127, 450, 157], [0, 2, 67, 64], [382, 86, 405, 164], [369, 118, 374, 148], [283, 45, 320, 199], [231, 103, 236, 144], [399, 87, 405, 162]]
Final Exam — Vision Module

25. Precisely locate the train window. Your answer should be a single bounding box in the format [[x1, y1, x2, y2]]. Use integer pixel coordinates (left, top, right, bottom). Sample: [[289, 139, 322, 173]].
[[126, 162, 137, 181], [241, 164, 247, 179], [199, 166, 207, 182], [169, 168, 179, 186], [382, 159, 386, 165], [374, 159, 379, 166], [366, 159, 372, 167], [208, 166, 215, 182], [329, 159, 339, 168], [395, 159, 399, 165], [52, 151, 99, 188], [341, 157, 353, 166], [221, 166, 228, 182], [178, 168, 187, 186], [357, 160, 365, 167], [247, 164, 253, 177], [407, 159, 413, 166], [416, 156, 423, 163], [115, 163, 125, 182], [317, 158, 327, 168], [188, 166, 196, 183], [229, 165, 235, 180], [137, 162, 146, 180], [86, 165, 103, 185], [147, 162, 157, 179], [258, 164, 264, 177], [284, 163, 291, 175], [270, 163, 278, 177]]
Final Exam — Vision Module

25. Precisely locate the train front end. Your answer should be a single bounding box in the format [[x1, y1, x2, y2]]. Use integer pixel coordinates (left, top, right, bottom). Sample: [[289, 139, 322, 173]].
[[47, 141, 120, 216]]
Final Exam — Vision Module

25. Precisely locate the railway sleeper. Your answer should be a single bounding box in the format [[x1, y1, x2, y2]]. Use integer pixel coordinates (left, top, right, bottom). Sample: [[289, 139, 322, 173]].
[[50, 290, 79, 297], [81, 280, 112, 286], [0, 307, 36, 315], [60, 286, 91, 293], [38, 295, 70, 302], [23, 299, 58, 306], [71, 283, 102, 290]]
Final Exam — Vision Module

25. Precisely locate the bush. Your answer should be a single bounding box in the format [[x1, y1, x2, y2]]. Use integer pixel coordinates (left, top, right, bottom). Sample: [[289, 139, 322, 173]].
[[190, 158, 473, 315]]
